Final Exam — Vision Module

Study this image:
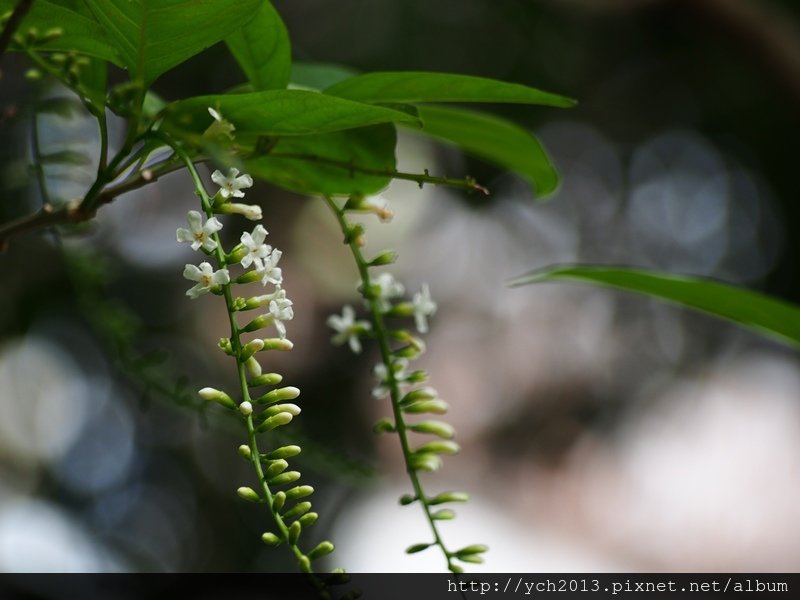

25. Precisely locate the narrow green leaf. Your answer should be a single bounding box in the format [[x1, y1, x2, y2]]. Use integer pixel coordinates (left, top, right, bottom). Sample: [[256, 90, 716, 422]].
[[324, 71, 576, 107], [413, 105, 558, 196], [246, 124, 397, 196], [226, 1, 291, 91], [84, 0, 263, 84], [164, 90, 418, 137], [510, 265, 800, 347]]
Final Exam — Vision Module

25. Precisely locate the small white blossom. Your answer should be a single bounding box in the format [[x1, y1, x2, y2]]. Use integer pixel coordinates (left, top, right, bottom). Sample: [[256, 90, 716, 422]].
[[221, 202, 262, 221], [204, 107, 236, 140], [372, 359, 409, 399], [176, 210, 223, 252], [372, 272, 404, 311], [327, 305, 371, 354], [268, 289, 294, 338], [183, 262, 230, 299], [257, 248, 283, 287], [412, 283, 437, 333], [240, 224, 272, 270], [363, 194, 393, 222], [212, 168, 254, 199]]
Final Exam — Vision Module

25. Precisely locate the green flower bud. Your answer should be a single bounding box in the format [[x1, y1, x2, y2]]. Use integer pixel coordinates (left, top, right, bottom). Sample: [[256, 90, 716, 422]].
[[238, 401, 253, 417], [386, 301, 414, 318], [25, 27, 40, 44], [218, 337, 234, 355], [240, 339, 264, 361], [257, 412, 294, 432], [282, 501, 312, 521], [288, 521, 302, 545], [255, 386, 301, 405], [402, 400, 449, 415], [344, 223, 365, 244], [198, 387, 235, 410], [308, 541, 335, 560], [409, 420, 454, 439], [431, 508, 456, 520], [236, 486, 261, 503], [298, 512, 318, 528], [429, 491, 469, 505], [238, 445, 252, 459], [242, 294, 271, 310], [393, 343, 424, 359], [368, 250, 398, 267], [232, 297, 247, 311], [262, 338, 294, 351], [269, 470, 301, 486], [454, 544, 489, 557], [400, 387, 438, 405], [399, 494, 417, 506], [298, 555, 312, 573], [272, 491, 286, 512], [406, 369, 429, 383], [405, 543, 432, 554], [245, 356, 262, 378], [236, 270, 261, 285], [456, 554, 484, 564], [262, 403, 301, 418], [409, 453, 442, 472], [261, 532, 282, 546], [450, 564, 464, 573], [263, 445, 301, 460], [373, 418, 395, 434], [265, 459, 288, 479], [226, 243, 247, 264], [41, 27, 65, 42], [285, 485, 314, 500], [24, 68, 42, 81], [416, 440, 460, 455], [249, 372, 283, 387]]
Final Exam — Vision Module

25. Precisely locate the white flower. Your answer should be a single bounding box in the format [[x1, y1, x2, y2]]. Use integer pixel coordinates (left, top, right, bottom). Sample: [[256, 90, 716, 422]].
[[176, 210, 223, 252], [183, 262, 230, 299], [257, 248, 283, 287], [212, 168, 254, 199], [371, 272, 404, 311], [268, 289, 294, 338], [412, 283, 437, 333], [220, 202, 262, 221], [240, 224, 272, 270], [327, 305, 371, 354], [204, 107, 236, 140], [363, 194, 393, 222], [372, 359, 408, 399]]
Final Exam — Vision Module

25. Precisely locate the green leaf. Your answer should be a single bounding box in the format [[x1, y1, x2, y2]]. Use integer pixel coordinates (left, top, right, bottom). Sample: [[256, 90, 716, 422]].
[[84, 0, 263, 85], [324, 71, 576, 107], [246, 124, 397, 196], [226, 1, 290, 91], [510, 265, 800, 348], [164, 90, 418, 137], [413, 105, 558, 197], [2, 0, 121, 64], [291, 61, 358, 91]]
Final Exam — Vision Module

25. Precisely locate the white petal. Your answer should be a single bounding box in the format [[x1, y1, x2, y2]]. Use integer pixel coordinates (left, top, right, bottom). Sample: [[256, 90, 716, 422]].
[[183, 264, 202, 281], [201, 237, 218, 252], [348, 336, 362, 354], [252, 224, 267, 245], [211, 170, 226, 186], [208, 107, 223, 122], [204, 217, 223, 234], [176, 228, 194, 243], [186, 210, 203, 232], [186, 283, 207, 299], [212, 268, 230, 285]]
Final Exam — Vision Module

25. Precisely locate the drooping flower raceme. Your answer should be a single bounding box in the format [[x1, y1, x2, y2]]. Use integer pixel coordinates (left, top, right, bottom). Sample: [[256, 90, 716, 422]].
[[212, 168, 254, 199], [412, 283, 437, 334], [176, 210, 223, 252], [327, 304, 372, 354], [183, 262, 230, 299]]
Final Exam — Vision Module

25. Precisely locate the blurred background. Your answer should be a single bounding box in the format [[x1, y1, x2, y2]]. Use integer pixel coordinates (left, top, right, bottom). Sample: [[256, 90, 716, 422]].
[[1, 0, 800, 573]]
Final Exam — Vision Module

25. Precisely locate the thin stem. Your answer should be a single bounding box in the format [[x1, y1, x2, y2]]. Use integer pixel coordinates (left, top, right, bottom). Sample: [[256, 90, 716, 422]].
[[323, 195, 459, 572], [270, 151, 489, 195], [0, 0, 33, 62], [30, 107, 51, 206]]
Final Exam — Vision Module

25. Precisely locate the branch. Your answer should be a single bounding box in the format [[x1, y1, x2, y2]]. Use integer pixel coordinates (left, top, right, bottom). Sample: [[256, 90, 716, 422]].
[[269, 151, 490, 195], [0, 0, 33, 63]]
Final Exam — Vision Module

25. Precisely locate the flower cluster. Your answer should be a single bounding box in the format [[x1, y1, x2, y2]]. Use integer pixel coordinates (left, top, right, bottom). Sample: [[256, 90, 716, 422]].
[[323, 195, 484, 572]]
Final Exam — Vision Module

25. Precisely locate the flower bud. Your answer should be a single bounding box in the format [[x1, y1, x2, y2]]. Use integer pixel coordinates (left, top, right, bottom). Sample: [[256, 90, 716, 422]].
[[272, 491, 286, 512], [409, 453, 442, 472], [238, 444, 252, 459], [368, 250, 398, 267], [41, 27, 64, 42], [262, 338, 294, 351], [429, 491, 469, 505], [406, 543, 432, 554], [431, 509, 456, 521], [400, 387, 438, 405], [218, 202, 262, 221], [409, 420, 454, 439], [239, 339, 264, 361], [237, 486, 261, 502], [242, 314, 271, 333], [307, 541, 335, 560], [265, 459, 288, 479], [285, 485, 314, 500], [298, 555, 311, 573], [198, 387, 235, 410], [257, 411, 294, 432], [249, 372, 283, 387], [269, 470, 301, 486], [255, 386, 300, 405], [399, 494, 417, 506], [373, 418, 395, 434], [238, 401, 253, 416], [236, 270, 262, 285], [416, 440, 460, 455], [226, 243, 247, 264], [288, 521, 302, 546], [242, 294, 271, 310], [245, 356, 262, 378], [262, 403, 301, 418], [282, 501, 312, 521], [298, 512, 318, 528], [263, 445, 301, 460], [386, 301, 414, 318], [261, 532, 282, 546], [402, 399, 449, 415], [218, 337, 234, 355]]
